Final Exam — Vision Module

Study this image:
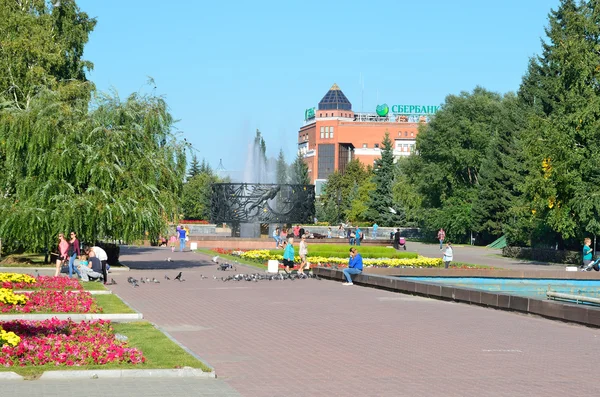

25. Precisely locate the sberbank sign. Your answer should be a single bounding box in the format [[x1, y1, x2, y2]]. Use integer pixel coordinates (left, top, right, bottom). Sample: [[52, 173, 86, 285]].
[[390, 105, 439, 114], [304, 107, 315, 120]]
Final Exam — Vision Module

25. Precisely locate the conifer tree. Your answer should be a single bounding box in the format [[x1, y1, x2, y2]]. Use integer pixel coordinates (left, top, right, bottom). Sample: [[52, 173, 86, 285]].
[[276, 149, 288, 184], [366, 131, 399, 226], [188, 155, 201, 178]]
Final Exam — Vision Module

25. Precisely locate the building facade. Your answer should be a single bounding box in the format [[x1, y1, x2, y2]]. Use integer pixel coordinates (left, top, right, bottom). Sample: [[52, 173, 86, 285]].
[[298, 84, 437, 193]]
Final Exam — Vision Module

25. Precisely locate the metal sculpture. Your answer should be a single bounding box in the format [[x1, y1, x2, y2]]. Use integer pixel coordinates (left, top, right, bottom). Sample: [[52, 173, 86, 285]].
[[210, 183, 315, 224]]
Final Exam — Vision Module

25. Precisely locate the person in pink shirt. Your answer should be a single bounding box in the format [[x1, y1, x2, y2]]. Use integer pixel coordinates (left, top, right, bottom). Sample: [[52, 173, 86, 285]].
[[54, 233, 69, 277]]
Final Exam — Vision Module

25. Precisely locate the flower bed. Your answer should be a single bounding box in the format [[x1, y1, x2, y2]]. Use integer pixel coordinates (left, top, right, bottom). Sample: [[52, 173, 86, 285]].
[[0, 273, 36, 285], [237, 250, 443, 268], [0, 290, 99, 313], [0, 318, 144, 366], [2, 275, 82, 291]]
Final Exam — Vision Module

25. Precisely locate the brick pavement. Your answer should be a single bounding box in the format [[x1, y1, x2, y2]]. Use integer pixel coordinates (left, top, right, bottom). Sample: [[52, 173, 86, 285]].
[[4, 246, 599, 396], [103, 247, 600, 396]]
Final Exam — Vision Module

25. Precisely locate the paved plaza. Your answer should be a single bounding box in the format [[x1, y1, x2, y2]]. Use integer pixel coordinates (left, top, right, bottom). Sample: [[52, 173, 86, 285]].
[[3, 245, 600, 396]]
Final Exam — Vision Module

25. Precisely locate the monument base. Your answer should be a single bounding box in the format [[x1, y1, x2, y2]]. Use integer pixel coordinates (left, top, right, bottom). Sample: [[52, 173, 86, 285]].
[[239, 223, 261, 238]]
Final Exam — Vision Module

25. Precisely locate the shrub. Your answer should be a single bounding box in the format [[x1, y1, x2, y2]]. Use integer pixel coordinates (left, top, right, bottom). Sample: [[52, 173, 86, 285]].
[[502, 246, 581, 265]]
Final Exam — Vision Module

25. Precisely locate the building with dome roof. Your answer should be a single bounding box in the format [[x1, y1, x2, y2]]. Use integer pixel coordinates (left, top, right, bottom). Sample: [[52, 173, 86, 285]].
[[298, 84, 438, 194]]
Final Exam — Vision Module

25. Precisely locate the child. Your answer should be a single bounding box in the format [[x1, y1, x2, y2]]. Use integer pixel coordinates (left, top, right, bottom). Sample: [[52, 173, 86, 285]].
[[169, 234, 177, 252]]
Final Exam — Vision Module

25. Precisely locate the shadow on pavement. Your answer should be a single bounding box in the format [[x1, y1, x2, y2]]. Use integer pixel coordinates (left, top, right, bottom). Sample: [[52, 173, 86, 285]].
[[119, 246, 215, 270]]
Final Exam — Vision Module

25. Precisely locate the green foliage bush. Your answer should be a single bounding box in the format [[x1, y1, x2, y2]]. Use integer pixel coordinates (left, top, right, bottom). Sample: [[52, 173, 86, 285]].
[[502, 246, 580, 265]]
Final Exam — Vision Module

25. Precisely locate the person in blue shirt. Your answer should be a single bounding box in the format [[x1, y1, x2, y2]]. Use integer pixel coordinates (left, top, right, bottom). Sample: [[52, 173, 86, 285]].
[[583, 237, 593, 268], [355, 227, 362, 246], [177, 226, 187, 252], [342, 247, 363, 286], [372, 223, 378, 239], [282, 237, 295, 273]]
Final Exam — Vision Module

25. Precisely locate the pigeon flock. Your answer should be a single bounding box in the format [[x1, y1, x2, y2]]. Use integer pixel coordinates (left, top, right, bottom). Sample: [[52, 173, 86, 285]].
[[125, 265, 320, 287]]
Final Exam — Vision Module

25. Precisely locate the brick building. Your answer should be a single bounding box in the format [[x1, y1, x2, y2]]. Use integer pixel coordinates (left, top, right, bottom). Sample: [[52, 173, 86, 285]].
[[298, 84, 437, 193]]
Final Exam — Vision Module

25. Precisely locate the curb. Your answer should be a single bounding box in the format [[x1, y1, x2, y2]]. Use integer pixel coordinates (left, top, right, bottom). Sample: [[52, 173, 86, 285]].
[[0, 372, 24, 380], [0, 313, 143, 322], [38, 367, 215, 380]]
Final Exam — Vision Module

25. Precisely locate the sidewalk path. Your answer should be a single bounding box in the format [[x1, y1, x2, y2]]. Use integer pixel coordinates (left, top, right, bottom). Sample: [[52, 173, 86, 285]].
[[5, 246, 596, 396]]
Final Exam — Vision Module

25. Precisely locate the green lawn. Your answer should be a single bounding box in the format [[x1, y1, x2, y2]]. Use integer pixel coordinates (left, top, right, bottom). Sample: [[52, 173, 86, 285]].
[[95, 294, 137, 314], [0, 321, 212, 379], [81, 281, 108, 291], [196, 248, 267, 269], [268, 245, 418, 259]]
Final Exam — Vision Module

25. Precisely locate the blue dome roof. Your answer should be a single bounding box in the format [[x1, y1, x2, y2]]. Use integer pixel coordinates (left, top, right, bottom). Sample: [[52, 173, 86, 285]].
[[318, 84, 352, 111]]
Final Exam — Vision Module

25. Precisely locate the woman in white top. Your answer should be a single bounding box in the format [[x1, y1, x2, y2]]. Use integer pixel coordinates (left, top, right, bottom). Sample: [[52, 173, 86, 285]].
[[298, 235, 309, 274], [443, 242, 453, 269]]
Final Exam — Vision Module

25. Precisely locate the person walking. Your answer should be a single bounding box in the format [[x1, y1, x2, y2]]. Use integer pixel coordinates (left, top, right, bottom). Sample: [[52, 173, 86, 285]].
[[355, 227, 362, 246], [282, 237, 295, 273], [437, 228, 446, 250], [394, 228, 400, 250], [372, 223, 378, 239], [443, 242, 453, 269], [342, 247, 363, 286], [298, 235, 309, 274], [178, 226, 187, 252], [54, 233, 70, 277], [68, 232, 82, 279], [583, 237, 593, 268]]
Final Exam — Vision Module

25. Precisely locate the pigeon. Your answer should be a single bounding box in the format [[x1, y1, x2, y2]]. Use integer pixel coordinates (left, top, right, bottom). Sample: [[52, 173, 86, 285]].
[[174, 271, 183, 281], [110, 278, 117, 285], [166, 257, 173, 262], [200, 274, 207, 279], [141, 278, 146, 284], [152, 278, 160, 283], [213, 275, 218, 280], [35, 270, 40, 278], [212, 256, 219, 263], [164, 275, 170, 280], [146, 277, 150, 283]]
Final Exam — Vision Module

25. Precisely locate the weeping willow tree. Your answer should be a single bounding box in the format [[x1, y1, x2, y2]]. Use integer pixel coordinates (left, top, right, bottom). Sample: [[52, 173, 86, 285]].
[[0, 83, 187, 251]]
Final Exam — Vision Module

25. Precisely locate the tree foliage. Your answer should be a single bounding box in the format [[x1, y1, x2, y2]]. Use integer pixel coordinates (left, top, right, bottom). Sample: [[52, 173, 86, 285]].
[[516, 0, 600, 246], [188, 155, 201, 178], [0, 87, 186, 251], [289, 152, 310, 185], [320, 160, 372, 224], [0, 0, 96, 108], [276, 149, 288, 184], [366, 131, 401, 226]]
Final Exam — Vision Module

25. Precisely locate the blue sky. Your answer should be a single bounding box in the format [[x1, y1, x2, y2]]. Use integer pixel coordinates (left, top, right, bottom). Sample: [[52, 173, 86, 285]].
[[79, 0, 559, 173]]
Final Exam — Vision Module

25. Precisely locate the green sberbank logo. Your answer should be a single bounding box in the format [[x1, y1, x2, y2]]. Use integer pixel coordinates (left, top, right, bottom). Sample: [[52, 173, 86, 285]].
[[376, 103, 389, 117]]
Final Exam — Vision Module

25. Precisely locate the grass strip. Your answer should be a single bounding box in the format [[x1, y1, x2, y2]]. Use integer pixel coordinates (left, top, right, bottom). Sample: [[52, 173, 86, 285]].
[[81, 281, 108, 291], [0, 321, 211, 379], [95, 294, 136, 314], [196, 248, 266, 270]]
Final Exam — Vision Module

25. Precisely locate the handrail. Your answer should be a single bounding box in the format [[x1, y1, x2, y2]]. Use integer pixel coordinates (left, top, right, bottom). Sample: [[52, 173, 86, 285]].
[[546, 290, 600, 305]]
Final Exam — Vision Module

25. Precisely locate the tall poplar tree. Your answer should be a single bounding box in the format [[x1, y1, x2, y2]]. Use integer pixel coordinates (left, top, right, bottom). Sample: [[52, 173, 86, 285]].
[[518, 0, 600, 246]]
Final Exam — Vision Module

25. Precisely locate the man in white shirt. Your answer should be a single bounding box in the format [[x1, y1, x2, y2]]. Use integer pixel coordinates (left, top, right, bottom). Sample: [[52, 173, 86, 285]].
[[89, 246, 109, 285]]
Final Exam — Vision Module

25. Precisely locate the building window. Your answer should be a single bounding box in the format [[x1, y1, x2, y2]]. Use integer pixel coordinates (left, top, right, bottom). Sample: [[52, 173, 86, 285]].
[[398, 132, 401, 136], [325, 126, 329, 139], [411, 132, 414, 137], [320, 113, 322, 117], [326, 113, 328, 117], [405, 131, 408, 137], [362, 143, 367, 148], [330, 129, 334, 139], [374, 143, 380, 149], [403, 144, 409, 152], [320, 126, 325, 139], [318, 144, 335, 179]]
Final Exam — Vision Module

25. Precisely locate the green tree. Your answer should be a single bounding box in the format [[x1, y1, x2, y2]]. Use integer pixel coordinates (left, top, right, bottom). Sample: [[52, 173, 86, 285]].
[[181, 172, 218, 220], [366, 131, 399, 226], [276, 149, 288, 184], [517, 0, 600, 247], [401, 87, 504, 242], [0, 0, 96, 108], [290, 153, 310, 185], [471, 93, 527, 244], [188, 155, 201, 178], [320, 159, 372, 224], [0, 87, 186, 251]]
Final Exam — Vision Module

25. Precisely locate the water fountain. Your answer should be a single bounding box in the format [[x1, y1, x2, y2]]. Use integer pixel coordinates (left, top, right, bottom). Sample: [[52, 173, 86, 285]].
[[210, 140, 315, 238]]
